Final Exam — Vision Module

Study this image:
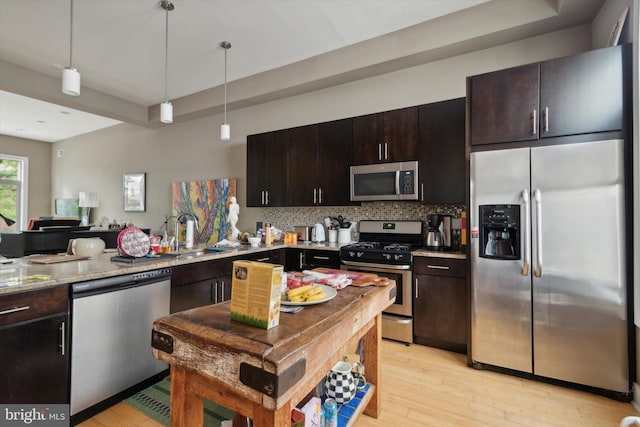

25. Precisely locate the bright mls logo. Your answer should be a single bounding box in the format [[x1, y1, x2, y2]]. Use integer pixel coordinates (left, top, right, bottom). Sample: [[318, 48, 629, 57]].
[[1, 405, 69, 426]]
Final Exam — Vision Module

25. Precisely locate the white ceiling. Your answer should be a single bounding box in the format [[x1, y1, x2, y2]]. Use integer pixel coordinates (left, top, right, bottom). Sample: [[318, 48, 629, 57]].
[[0, 0, 604, 142]]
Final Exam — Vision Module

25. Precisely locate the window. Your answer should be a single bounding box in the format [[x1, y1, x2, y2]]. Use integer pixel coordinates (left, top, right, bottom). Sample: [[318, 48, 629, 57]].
[[0, 154, 28, 231]]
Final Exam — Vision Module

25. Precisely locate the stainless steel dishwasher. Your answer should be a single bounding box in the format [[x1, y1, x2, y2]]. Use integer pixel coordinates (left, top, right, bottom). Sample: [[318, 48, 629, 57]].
[[70, 268, 171, 417]]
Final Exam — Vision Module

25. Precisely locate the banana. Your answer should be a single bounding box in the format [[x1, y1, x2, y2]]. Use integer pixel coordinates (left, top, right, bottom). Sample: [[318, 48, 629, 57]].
[[287, 284, 314, 298], [286, 284, 327, 302], [302, 286, 325, 299], [306, 291, 327, 302]]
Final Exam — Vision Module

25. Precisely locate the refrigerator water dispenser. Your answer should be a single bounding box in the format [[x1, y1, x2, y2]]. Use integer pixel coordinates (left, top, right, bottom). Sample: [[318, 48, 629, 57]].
[[479, 205, 520, 260]]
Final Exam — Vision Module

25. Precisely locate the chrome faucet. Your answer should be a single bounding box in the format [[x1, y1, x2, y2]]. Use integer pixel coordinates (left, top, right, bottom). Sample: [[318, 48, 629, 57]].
[[174, 212, 199, 251]]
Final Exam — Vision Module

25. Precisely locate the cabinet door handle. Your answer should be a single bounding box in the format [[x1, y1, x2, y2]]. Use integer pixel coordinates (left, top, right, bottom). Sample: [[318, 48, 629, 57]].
[[221, 281, 225, 302], [59, 320, 66, 356], [318, 188, 323, 204], [427, 264, 450, 270], [384, 142, 388, 160], [299, 253, 304, 269], [256, 257, 270, 262], [421, 183, 424, 202], [261, 190, 265, 205], [0, 306, 30, 316], [265, 191, 269, 205], [414, 278, 418, 299], [313, 188, 317, 204], [378, 143, 382, 161], [313, 255, 330, 261], [543, 107, 549, 133], [532, 109, 537, 135], [214, 281, 218, 303]]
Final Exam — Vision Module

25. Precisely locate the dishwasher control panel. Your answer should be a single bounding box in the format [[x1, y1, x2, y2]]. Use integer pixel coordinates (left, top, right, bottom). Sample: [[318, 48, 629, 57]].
[[133, 268, 171, 282]]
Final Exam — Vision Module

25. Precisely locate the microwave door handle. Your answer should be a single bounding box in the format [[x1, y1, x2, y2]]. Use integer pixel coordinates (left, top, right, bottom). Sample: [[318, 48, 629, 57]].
[[395, 171, 400, 195]]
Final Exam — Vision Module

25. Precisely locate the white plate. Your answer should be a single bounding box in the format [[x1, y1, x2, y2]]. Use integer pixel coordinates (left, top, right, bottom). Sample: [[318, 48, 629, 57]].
[[281, 284, 337, 306]]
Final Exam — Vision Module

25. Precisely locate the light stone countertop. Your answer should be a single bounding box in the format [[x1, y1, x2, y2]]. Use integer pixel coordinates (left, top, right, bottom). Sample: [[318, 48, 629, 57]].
[[0, 241, 465, 295]]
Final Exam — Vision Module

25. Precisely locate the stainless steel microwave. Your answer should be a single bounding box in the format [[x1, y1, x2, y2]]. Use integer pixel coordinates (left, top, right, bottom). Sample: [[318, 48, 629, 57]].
[[350, 161, 419, 201]]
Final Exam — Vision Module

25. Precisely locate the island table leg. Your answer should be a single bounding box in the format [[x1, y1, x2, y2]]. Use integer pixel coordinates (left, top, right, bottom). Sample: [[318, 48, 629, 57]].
[[362, 312, 381, 418], [170, 365, 204, 427]]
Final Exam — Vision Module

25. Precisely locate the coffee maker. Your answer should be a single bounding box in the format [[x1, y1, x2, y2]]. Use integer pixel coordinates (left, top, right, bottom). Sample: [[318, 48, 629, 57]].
[[426, 214, 451, 251]]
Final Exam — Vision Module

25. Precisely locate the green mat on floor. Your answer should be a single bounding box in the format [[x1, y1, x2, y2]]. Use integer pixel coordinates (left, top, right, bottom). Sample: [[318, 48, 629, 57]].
[[124, 376, 235, 426]]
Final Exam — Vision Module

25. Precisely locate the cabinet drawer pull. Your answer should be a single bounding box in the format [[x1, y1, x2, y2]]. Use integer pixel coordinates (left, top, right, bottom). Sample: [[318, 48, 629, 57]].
[[256, 257, 270, 262], [427, 265, 450, 270], [0, 306, 30, 316], [313, 256, 330, 260]]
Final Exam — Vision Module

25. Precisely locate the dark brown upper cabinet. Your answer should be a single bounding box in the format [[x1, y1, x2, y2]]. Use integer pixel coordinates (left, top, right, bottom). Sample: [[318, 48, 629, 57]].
[[353, 106, 418, 164], [246, 129, 289, 207], [469, 45, 625, 146], [418, 98, 466, 204], [288, 119, 353, 206]]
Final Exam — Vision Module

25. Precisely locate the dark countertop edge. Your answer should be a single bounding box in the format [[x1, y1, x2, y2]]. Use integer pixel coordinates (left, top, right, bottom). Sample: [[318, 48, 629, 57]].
[[0, 242, 465, 295]]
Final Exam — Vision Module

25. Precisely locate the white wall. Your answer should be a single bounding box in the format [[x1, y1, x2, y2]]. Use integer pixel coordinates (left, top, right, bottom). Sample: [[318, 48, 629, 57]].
[[48, 25, 591, 235]]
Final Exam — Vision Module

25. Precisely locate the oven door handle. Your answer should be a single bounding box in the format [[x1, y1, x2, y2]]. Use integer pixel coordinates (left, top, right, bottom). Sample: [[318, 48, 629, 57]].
[[341, 260, 411, 270]]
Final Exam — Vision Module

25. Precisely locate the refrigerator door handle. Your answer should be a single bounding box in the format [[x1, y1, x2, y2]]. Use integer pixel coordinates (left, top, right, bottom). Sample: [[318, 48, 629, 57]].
[[533, 188, 542, 277], [522, 189, 530, 276]]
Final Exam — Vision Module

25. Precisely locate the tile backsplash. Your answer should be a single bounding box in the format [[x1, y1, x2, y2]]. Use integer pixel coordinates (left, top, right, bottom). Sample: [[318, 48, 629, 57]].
[[260, 202, 465, 241]]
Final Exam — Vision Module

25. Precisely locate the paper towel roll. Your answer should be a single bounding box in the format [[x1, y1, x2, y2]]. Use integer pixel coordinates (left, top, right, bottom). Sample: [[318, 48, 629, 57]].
[[186, 220, 194, 249]]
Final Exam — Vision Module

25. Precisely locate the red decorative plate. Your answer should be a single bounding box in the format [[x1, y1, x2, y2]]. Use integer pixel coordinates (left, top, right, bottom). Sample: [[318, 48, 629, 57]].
[[117, 227, 150, 258]]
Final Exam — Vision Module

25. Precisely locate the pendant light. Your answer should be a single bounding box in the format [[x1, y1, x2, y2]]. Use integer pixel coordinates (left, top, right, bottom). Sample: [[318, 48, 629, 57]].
[[62, 0, 80, 96], [160, 1, 174, 124], [220, 41, 231, 140]]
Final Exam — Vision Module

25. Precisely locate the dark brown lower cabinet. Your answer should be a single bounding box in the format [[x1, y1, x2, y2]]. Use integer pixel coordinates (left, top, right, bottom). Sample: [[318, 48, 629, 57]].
[[285, 248, 340, 271], [171, 259, 232, 312], [413, 257, 467, 354], [0, 285, 69, 403]]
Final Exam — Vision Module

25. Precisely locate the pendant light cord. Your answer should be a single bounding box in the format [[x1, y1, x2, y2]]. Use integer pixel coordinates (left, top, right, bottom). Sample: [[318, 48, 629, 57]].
[[164, 4, 169, 103], [69, 0, 74, 68], [224, 47, 227, 123]]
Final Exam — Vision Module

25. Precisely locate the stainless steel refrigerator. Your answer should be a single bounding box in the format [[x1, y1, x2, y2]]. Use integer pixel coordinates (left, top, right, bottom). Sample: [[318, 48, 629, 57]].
[[470, 139, 630, 396]]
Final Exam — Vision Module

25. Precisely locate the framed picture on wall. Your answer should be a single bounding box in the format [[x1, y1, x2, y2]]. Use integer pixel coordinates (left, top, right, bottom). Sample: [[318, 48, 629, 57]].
[[123, 173, 146, 212]]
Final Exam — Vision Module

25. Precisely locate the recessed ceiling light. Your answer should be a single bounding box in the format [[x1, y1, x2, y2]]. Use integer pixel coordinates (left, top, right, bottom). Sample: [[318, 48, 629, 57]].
[[60, 111, 71, 115]]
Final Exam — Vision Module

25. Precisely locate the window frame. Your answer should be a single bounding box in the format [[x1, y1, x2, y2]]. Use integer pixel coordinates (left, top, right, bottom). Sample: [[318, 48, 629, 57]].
[[0, 154, 29, 231]]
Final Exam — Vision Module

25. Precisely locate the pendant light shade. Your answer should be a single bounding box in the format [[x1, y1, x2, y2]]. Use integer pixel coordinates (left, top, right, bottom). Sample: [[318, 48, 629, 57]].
[[220, 123, 230, 140], [62, 0, 80, 96], [160, 1, 174, 124], [62, 67, 81, 96], [161, 101, 173, 124], [220, 41, 231, 141]]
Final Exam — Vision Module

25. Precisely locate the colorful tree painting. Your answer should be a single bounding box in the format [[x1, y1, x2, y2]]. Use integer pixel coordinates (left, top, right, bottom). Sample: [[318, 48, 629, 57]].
[[171, 178, 236, 244]]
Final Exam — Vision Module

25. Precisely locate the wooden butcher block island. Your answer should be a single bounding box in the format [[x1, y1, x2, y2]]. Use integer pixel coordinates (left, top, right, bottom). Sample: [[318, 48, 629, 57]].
[[151, 281, 396, 427]]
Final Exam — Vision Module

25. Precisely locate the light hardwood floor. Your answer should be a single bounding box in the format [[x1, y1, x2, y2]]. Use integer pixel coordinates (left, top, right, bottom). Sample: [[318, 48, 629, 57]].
[[79, 340, 637, 427]]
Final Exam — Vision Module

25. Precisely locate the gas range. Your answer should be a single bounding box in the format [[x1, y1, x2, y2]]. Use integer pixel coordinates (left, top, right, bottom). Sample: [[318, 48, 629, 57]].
[[339, 220, 423, 344], [339, 220, 423, 267]]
